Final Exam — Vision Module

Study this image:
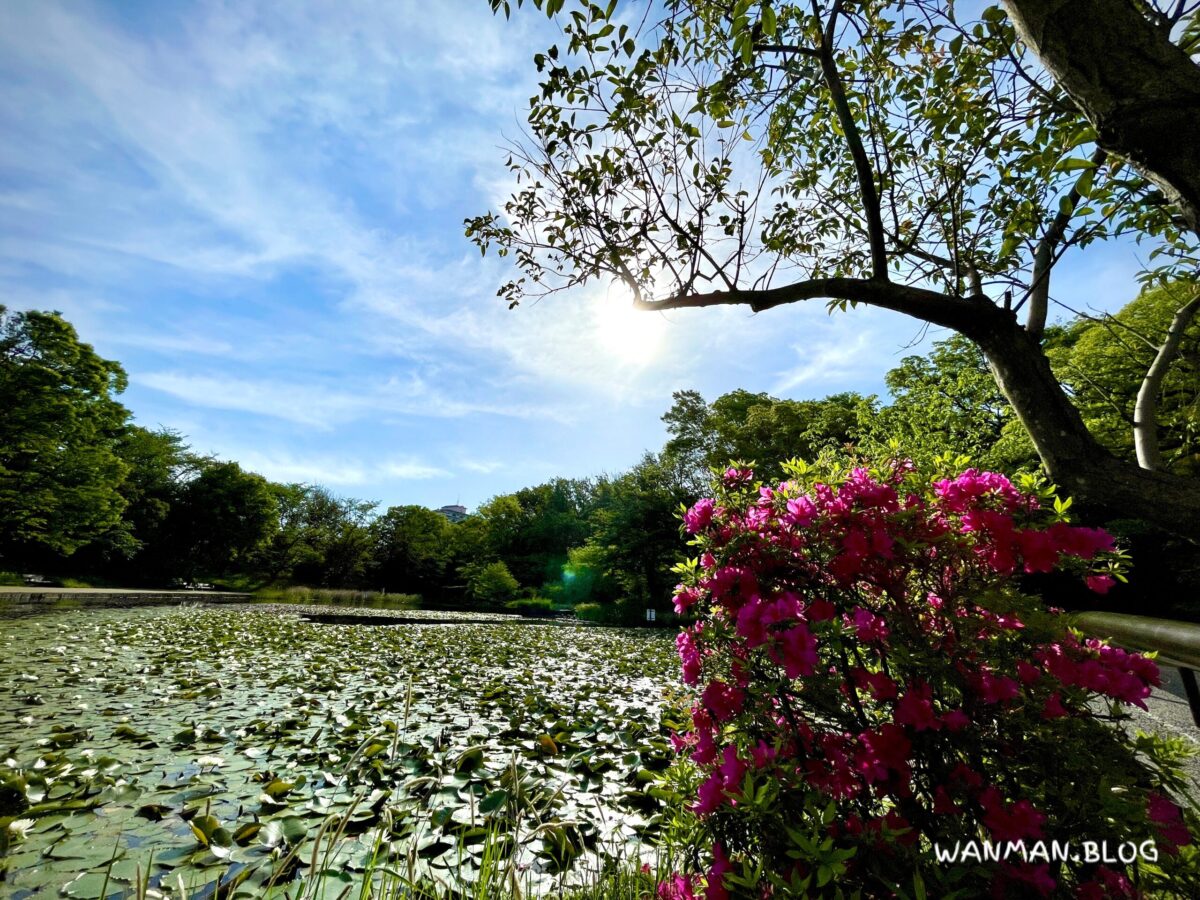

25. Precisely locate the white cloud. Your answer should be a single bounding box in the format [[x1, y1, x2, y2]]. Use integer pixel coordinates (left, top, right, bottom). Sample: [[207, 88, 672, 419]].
[[134, 369, 570, 428], [229, 449, 447, 487], [459, 459, 505, 475], [772, 323, 891, 395]]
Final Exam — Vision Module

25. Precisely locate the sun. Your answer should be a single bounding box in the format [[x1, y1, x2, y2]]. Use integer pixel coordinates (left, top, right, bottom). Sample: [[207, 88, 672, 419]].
[[593, 296, 667, 365]]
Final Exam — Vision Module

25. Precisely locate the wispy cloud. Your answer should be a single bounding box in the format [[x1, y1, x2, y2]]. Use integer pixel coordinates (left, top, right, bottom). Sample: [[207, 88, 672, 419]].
[[772, 325, 886, 395], [134, 370, 570, 428], [5, 0, 1141, 511], [230, 449, 448, 489], [458, 458, 505, 475]]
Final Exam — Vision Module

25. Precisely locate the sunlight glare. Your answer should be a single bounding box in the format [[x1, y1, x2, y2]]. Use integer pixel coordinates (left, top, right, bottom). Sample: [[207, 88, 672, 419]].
[[593, 296, 667, 365]]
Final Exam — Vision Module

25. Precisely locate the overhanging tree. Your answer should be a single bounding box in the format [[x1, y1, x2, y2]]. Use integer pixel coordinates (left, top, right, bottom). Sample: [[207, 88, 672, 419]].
[[470, 0, 1200, 538]]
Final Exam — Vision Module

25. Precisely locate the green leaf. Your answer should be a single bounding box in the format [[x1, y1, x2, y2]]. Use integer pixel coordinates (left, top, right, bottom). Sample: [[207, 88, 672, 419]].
[[1056, 157, 1094, 172], [761, 3, 777, 38]]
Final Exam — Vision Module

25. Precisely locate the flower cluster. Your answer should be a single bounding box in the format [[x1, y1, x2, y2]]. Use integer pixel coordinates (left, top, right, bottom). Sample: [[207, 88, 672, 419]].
[[660, 461, 1198, 898]]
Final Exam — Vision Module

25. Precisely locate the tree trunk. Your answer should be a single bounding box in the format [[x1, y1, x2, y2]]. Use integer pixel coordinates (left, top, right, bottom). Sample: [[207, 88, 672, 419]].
[[1134, 295, 1200, 470], [1002, 0, 1200, 234], [970, 312, 1200, 539]]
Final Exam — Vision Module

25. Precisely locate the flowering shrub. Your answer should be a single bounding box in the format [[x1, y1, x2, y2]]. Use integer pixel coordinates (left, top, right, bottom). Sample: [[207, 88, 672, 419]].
[[661, 459, 1200, 898]]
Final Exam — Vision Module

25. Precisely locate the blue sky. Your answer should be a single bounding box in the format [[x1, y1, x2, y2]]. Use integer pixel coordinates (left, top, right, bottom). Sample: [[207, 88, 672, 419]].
[[0, 1, 1149, 512]]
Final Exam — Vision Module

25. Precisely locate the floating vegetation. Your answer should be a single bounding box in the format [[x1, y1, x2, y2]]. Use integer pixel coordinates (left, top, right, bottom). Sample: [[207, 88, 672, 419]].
[[0, 606, 680, 896]]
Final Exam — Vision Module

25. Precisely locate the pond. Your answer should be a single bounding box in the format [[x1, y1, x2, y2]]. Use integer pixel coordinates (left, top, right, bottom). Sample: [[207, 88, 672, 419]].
[[0, 605, 681, 897]]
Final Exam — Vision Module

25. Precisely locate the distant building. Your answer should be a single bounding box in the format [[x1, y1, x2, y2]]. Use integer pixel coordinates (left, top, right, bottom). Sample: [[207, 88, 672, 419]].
[[436, 504, 468, 523]]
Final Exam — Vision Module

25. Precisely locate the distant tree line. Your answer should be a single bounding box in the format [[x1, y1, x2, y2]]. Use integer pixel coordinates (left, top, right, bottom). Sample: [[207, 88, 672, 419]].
[[2, 287, 1196, 616]]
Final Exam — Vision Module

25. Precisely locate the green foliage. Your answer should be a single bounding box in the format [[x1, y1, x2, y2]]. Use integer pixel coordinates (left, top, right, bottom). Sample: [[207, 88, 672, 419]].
[[864, 335, 1038, 471], [161, 461, 279, 580], [370, 504, 452, 595], [572, 602, 605, 622], [1048, 282, 1200, 475], [504, 595, 554, 616], [663, 390, 871, 488], [581, 453, 691, 610], [477, 479, 594, 586], [470, 1, 1188, 305], [469, 560, 521, 604], [253, 586, 422, 609], [0, 307, 131, 557], [256, 485, 377, 588]]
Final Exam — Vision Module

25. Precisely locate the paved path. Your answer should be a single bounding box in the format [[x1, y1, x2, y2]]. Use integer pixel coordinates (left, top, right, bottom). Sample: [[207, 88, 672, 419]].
[[1125, 667, 1200, 793]]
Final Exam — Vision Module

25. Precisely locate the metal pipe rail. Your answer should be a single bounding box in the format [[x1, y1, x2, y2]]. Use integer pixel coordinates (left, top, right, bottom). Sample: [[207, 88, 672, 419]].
[[1074, 611, 1200, 727]]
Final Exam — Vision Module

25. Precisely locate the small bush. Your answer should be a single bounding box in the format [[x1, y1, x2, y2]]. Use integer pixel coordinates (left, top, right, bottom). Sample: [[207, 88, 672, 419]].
[[574, 602, 606, 622], [660, 458, 1199, 899], [505, 596, 554, 617], [468, 561, 520, 604]]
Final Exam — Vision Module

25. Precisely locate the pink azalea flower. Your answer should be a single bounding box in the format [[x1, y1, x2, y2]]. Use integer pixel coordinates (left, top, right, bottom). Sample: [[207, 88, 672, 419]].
[[1147, 791, 1192, 853], [978, 786, 1045, 841], [677, 629, 703, 685], [684, 498, 716, 533], [784, 495, 817, 526], [701, 679, 745, 721], [706, 843, 731, 900], [1041, 693, 1069, 719], [940, 708, 971, 731], [769, 624, 819, 678], [847, 607, 889, 644], [657, 874, 697, 900], [894, 682, 939, 731]]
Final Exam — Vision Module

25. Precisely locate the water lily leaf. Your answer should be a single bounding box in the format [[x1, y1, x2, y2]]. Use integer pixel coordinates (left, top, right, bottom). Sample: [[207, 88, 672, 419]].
[[454, 746, 485, 774], [62, 871, 115, 898], [262, 778, 297, 800], [232, 821, 261, 845], [190, 813, 221, 846], [478, 789, 509, 815]]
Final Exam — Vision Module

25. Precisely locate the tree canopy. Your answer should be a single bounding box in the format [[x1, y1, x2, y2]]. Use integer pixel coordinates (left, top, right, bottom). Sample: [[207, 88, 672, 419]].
[[471, 0, 1200, 538], [0, 307, 131, 558]]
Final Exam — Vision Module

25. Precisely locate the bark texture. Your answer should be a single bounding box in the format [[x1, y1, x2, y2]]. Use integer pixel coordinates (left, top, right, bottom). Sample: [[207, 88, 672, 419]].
[[971, 311, 1200, 537], [1003, 0, 1200, 233], [1134, 295, 1200, 470]]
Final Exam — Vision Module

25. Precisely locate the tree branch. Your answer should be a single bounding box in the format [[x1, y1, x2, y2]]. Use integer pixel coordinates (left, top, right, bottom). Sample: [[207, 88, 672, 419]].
[[1003, 0, 1200, 234], [811, 1, 889, 279], [1134, 293, 1200, 470], [753, 42, 821, 58], [1026, 147, 1107, 340], [632, 277, 998, 334]]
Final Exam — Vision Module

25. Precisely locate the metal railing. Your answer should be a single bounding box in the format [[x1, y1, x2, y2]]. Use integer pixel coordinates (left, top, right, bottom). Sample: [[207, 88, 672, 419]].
[[1074, 611, 1200, 727]]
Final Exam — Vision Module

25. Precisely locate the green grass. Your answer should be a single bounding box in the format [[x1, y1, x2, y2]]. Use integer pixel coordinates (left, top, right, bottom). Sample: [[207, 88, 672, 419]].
[[0, 571, 24, 586], [573, 602, 606, 622], [253, 586, 423, 609], [102, 817, 671, 900]]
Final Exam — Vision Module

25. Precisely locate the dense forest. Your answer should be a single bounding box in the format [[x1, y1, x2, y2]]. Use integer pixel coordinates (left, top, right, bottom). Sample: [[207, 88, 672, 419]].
[[2, 285, 1197, 619]]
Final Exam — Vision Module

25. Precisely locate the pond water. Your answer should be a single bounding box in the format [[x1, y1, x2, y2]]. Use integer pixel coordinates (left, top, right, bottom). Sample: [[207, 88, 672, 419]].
[[0, 605, 681, 897]]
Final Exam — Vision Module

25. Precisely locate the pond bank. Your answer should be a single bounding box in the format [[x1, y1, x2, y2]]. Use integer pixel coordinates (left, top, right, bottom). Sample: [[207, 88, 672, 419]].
[[0, 587, 251, 615]]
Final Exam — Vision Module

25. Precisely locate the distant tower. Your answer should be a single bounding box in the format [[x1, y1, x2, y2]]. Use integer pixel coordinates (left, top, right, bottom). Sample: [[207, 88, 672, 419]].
[[436, 504, 468, 523]]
